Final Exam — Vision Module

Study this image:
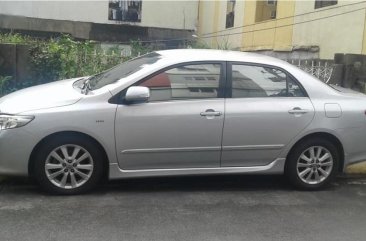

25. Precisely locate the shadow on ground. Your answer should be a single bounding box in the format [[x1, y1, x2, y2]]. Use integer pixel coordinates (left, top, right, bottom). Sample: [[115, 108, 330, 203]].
[[0, 174, 349, 195]]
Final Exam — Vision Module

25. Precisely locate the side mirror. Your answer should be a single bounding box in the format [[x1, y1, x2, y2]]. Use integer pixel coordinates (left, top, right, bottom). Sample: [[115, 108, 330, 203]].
[[125, 86, 150, 103]]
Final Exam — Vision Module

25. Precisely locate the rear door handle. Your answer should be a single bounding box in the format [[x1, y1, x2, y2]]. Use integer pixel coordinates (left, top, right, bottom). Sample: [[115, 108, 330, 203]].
[[288, 107, 308, 114], [200, 109, 222, 117]]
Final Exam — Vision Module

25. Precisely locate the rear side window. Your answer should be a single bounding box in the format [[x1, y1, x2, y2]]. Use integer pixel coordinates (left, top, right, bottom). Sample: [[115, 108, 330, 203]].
[[231, 64, 305, 98], [139, 63, 222, 102]]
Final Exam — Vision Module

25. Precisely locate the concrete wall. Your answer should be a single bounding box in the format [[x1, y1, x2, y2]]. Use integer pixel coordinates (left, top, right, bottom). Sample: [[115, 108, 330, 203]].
[[214, 0, 245, 50], [292, 0, 366, 59], [198, 0, 245, 50], [141, 1, 198, 30], [197, 0, 366, 60], [198, 0, 295, 52], [0, 1, 198, 30], [241, 0, 295, 52], [197, 1, 216, 46], [0, 1, 109, 23]]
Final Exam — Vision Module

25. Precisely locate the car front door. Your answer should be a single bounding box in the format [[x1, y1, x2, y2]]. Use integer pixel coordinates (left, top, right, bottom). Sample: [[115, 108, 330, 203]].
[[115, 62, 226, 170], [221, 63, 315, 167]]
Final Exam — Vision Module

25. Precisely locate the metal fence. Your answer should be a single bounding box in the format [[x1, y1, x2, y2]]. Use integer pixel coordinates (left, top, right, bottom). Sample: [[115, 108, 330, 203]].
[[288, 59, 334, 83]]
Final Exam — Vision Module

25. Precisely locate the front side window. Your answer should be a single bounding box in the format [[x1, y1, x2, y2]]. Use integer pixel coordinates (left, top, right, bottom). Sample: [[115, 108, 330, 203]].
[[88, 52, 161, 90], [231, 64, 305, 98], [139, 63, 222, 102]]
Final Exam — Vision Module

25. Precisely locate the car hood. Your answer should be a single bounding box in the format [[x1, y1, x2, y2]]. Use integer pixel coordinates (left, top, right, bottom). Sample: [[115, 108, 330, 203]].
[[0, 78, 83, 114]]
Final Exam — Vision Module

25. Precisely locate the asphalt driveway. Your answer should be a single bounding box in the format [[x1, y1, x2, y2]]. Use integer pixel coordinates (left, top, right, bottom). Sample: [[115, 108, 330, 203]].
[[1, 175, 366, 241]]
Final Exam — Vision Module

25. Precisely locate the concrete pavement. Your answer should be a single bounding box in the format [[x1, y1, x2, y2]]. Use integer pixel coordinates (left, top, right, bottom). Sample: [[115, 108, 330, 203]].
[[0, 175, 366, 241]]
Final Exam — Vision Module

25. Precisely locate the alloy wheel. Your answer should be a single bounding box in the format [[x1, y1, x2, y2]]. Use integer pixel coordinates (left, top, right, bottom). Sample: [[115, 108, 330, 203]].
[[44, 144, 94, 189], [296, 146, 333, 185]]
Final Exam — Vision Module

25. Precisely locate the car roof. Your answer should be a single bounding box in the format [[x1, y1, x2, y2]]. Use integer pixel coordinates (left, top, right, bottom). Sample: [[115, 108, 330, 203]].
[[155, 49, 289, 67], [152, 49, 338, 99]]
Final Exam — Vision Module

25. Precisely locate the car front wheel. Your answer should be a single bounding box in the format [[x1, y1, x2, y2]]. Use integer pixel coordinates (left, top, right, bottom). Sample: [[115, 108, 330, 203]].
[[286, 138, 339, 190], [33, 135, 104, 195]]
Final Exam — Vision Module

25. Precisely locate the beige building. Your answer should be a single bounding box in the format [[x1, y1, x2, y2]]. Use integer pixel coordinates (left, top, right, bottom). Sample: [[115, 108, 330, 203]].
[[198, 0, 366, 59]]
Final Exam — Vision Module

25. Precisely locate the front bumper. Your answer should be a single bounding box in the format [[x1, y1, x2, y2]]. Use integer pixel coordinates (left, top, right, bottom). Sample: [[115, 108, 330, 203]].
[[0, 128, 37, 176]]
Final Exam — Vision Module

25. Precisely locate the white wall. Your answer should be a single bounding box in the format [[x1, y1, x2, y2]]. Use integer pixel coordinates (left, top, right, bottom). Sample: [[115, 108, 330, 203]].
[[0, 1, 109, 23], [293, 0, 366, 59], [0, 0, 198, 30], [141, 1, 198, 30]]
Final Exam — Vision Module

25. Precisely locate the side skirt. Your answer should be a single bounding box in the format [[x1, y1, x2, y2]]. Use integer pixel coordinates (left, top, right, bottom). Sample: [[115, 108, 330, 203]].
[[108, 158, 286, 179]]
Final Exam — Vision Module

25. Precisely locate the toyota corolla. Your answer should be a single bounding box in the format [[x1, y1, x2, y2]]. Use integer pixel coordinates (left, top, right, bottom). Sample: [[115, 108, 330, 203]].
[[1, 49, 365, 194]]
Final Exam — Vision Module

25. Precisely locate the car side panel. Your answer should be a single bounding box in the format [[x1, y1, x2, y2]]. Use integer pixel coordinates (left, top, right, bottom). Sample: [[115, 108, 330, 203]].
[[115, 99, 225, 170], [277, 96, 366, 171], [0, 97, 118, 176], [221, 97, 315, 167]]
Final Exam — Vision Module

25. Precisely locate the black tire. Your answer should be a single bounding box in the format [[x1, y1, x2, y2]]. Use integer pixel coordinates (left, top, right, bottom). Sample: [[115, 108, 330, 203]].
[[33, 135, 105, 195], [285, 138, 339, 190]]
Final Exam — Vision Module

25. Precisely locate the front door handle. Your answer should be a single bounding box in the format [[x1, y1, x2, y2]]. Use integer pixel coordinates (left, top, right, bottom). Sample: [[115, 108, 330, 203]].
[[288, 107, 308, 114], [200, 109, 222, 117]]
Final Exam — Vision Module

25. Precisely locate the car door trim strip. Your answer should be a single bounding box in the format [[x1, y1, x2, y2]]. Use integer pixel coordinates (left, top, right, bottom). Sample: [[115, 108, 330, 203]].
[[121, 146, 221, 154], [222, 144, 284, 151]]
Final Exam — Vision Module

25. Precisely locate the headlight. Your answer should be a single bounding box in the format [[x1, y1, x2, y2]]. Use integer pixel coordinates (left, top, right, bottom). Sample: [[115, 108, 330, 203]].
[[0, 114, 34, 130]]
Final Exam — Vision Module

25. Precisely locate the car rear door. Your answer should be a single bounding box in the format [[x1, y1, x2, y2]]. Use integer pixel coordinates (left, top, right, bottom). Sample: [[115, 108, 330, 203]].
[[221, 62, 315, 167], [115, 62, 226, 170]]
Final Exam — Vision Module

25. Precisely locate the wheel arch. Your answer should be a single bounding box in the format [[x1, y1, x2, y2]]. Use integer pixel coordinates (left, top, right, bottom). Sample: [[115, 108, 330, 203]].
[[286, 132, 345, 173], [28, 131, 109, 180]]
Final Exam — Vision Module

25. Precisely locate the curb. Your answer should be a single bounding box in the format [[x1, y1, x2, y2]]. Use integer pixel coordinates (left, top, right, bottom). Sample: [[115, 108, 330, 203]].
[[345, 161, 366, 175]]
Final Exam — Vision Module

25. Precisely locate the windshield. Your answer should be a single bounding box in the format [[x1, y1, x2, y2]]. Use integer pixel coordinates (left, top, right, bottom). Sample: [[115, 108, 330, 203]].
[[87, 52, 161, 90]]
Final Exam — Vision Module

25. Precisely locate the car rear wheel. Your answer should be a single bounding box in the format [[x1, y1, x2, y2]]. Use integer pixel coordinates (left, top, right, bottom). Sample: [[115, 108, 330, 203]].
[[33, 136, 104, 195], [285, 138, 339, 190]]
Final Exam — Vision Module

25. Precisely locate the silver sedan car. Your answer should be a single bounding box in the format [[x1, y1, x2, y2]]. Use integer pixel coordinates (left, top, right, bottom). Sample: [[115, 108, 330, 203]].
[[1, 49, 365, 194]]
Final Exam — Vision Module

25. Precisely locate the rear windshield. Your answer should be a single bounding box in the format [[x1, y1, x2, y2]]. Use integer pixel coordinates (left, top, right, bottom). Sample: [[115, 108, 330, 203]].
[[89, 52, 161, 90]]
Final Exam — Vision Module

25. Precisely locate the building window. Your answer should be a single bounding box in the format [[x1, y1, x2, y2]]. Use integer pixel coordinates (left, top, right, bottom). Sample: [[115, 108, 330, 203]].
[[255, 0, 277, 22], [315, 0, 337, 9], [226, 0, 236, 28], [108, 0, 142, 22]]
